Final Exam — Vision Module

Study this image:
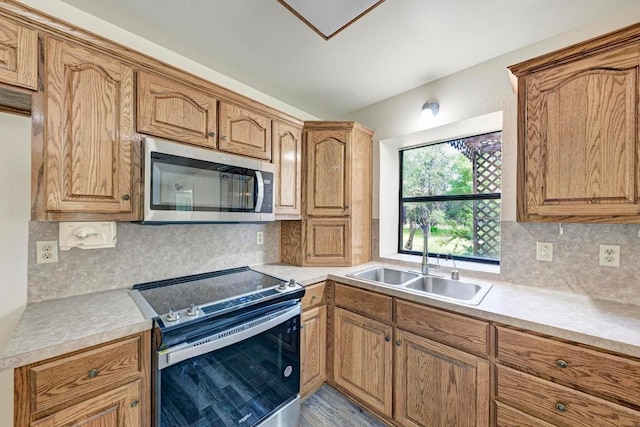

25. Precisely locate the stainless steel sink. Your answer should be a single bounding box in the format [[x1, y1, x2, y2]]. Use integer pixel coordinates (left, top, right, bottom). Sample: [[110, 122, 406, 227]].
[[404, 275, 492, 305], [347, 267, 421, 286]]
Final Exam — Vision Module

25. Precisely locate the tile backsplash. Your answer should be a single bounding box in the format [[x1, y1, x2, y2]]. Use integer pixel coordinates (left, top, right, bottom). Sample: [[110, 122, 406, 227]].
[[28, 221, 280, 303]]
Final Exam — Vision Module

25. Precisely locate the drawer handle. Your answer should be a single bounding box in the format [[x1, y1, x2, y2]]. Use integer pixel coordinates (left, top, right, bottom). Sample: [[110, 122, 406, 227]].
[[130, 399, 139, 408], [87, 369, 99, 379], [556, 359, 568, 369], [555, 403, 568, 413]]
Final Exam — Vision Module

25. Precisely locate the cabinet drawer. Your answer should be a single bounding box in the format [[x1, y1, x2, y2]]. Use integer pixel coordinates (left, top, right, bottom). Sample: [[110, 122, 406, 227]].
[[30, 335, 142, 413], [497, 365, 640, 427], [497, 326, 640, 407], [495, 402, 556, 427], [334, 283, 392, 324], [396, 299, 489, 357], [301, 281, 326, 310]]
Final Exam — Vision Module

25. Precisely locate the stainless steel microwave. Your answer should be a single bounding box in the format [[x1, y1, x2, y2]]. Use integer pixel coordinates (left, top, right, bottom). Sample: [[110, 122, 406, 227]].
[[142, 137, 275, 223]]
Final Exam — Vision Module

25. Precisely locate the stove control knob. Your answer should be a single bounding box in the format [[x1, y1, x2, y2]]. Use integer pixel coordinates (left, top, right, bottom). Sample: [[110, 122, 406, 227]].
[[166, 308, 180, 322], [278, 281, 287, 290], [186, 304, 200, 316], [288, 279, 296, 288]]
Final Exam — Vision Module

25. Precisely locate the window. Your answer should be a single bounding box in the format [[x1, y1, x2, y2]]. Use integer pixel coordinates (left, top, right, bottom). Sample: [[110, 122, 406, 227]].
[[399, 131, 502, 264]]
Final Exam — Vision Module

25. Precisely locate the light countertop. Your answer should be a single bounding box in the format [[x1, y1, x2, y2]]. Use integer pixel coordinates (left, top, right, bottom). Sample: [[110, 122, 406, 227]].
[[2, 261, 639, 371]]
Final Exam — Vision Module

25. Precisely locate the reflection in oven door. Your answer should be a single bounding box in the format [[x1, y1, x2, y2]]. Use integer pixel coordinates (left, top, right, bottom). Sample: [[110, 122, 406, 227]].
[[158, 306, 300, 427]]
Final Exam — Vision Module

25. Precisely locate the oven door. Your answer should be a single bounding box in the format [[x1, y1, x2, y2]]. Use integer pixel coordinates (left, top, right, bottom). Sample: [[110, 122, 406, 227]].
[[156, 303, 301, 427]]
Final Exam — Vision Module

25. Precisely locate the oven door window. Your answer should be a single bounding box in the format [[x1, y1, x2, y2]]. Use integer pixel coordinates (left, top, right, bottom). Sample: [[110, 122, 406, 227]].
[[159, 315, 300, 427], [151, 152, 257, 212]]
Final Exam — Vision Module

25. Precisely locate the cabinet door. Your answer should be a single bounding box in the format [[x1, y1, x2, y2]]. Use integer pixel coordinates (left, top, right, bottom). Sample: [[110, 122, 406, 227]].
[[301, 305, 326, 397], [30, 380, 142, 427], [394, 329, 489, 427], [272, 120, 302, 218], [305, 218, 351, 266], [137, 71, 217, 148], [218, 101, 271, 160], [306, 130, 350, 216], [44, 37, 138, 218], [333, 307, 392, 417], [523, 44, 640, 220], [0, 15, 37, 90]]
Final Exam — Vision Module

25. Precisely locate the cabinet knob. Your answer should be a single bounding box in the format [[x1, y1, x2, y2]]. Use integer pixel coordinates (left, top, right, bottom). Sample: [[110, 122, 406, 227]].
[[300, 324, 305, 330], [221, 135, 228, 141], [555, 403, 567, 413], [311, 294, 317, 300], [87, 369, 99, 379], [385, 335, 390, 342], [556, 359, 568, 369], [395, 340, 402, 346], [208, 131, 216, 138], [122, 194, 130, 201], [130, 399, 139, 408]]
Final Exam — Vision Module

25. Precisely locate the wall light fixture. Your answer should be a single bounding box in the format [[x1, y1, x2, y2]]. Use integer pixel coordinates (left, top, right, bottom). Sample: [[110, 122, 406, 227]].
[[421, 100, 439, 118]]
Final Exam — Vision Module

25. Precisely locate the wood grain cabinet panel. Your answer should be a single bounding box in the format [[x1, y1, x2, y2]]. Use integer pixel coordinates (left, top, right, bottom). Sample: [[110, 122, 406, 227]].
[[137, 71, 217, 148], [218, 101, 271, 160], [272, 120, 302, 218], [301, 305, 327, 397], [396, 299, 489, 357], [497, 365, 640, 427], [394, 329, 489, 427], [0, 15, 37, 90], [497, 326, 640, 407], [15, 332, 150, 427], [30, 380, 142, 427], [495, 401, 557, 427], [40, 37, 139, 220], [511, 36, 640, 222], [334, 283, 392, 324], [333, 307, 393, 418], [301, 281, 326, 310], [305, 217, 351, 266]]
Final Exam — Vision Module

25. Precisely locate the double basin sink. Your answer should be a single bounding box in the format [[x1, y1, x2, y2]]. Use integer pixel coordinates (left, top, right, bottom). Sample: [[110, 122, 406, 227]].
[[346, 266, 492, 305]]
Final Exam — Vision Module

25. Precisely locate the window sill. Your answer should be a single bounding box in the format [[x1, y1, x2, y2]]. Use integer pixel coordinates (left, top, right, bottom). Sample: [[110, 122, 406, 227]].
[[379, 253, 501, 275]]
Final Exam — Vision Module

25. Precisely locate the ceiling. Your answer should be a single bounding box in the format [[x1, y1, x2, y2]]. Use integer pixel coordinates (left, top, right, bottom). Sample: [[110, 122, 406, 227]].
[[59, 0, 640, 119]]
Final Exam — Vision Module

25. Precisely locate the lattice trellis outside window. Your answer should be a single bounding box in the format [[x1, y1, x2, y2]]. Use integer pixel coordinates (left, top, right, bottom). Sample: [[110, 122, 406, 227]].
[[399, 131, 502, 264]]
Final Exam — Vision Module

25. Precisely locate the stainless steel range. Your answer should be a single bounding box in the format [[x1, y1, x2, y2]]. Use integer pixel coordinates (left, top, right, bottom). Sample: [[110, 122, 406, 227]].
[[129, 267, 305, 427]]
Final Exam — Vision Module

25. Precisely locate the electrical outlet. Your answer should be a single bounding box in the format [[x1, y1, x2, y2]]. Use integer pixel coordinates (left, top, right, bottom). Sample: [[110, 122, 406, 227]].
[[36, 240, 58, 264], [256, 231, 264, 245], [599, 244, 620, 267], [536, 242, 553, 262]]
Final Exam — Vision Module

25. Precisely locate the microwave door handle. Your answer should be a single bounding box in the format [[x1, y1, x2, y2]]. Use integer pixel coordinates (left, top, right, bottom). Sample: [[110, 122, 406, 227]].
[[254, 170, 264, 212]]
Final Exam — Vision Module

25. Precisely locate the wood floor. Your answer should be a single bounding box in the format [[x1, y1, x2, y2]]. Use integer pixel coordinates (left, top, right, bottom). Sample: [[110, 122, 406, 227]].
[[301, 385, 388, 427]]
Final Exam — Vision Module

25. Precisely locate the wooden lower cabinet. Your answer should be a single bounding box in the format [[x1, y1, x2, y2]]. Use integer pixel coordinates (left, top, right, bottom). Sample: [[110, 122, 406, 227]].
[[15, 331, 150, 427], [394, 329, 490, 427], [30, 380, 142, 427], [301, 305, 327, 397], [333, 307, 393, 418]]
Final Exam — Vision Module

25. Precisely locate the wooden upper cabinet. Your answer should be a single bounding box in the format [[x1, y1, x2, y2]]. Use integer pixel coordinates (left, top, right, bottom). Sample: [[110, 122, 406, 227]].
[[511, 37, 640, 222], [137, 71, 217, 148], [272, 120, 302, 218], [218, 101, 272, 160], [305, 217, 351, 266], [41, 37, 139, 220], [0, 15, 37, 90], [306, 129, 350, 216]]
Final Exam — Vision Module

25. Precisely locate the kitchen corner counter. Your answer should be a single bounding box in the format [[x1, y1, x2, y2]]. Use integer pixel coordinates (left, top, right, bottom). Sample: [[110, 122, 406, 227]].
[[0, 289, 152, 371], [254, 262, 640, 359]]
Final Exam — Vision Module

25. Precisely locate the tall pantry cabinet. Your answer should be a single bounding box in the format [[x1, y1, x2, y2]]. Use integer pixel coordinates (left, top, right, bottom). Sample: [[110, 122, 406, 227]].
[[281, 121, 373, 267]]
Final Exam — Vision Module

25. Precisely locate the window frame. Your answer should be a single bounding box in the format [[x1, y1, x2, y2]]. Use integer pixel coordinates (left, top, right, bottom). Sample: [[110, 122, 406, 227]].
[[397, 137, 501, 265]]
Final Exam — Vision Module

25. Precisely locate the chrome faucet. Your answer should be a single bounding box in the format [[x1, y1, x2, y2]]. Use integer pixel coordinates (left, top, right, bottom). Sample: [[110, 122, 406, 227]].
[[420, 224, 439, 275], [447, 253, 460, 280]]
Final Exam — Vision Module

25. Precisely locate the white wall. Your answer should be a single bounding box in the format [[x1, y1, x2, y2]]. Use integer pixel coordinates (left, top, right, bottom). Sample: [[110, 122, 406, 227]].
[[16, 0, 319, 122], [0, 113, 31, 427], [344, 3, 640, 222]]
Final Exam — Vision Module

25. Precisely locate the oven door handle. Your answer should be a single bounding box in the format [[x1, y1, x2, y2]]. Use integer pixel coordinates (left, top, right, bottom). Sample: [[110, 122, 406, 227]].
[[160, 303, 300, 369]]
